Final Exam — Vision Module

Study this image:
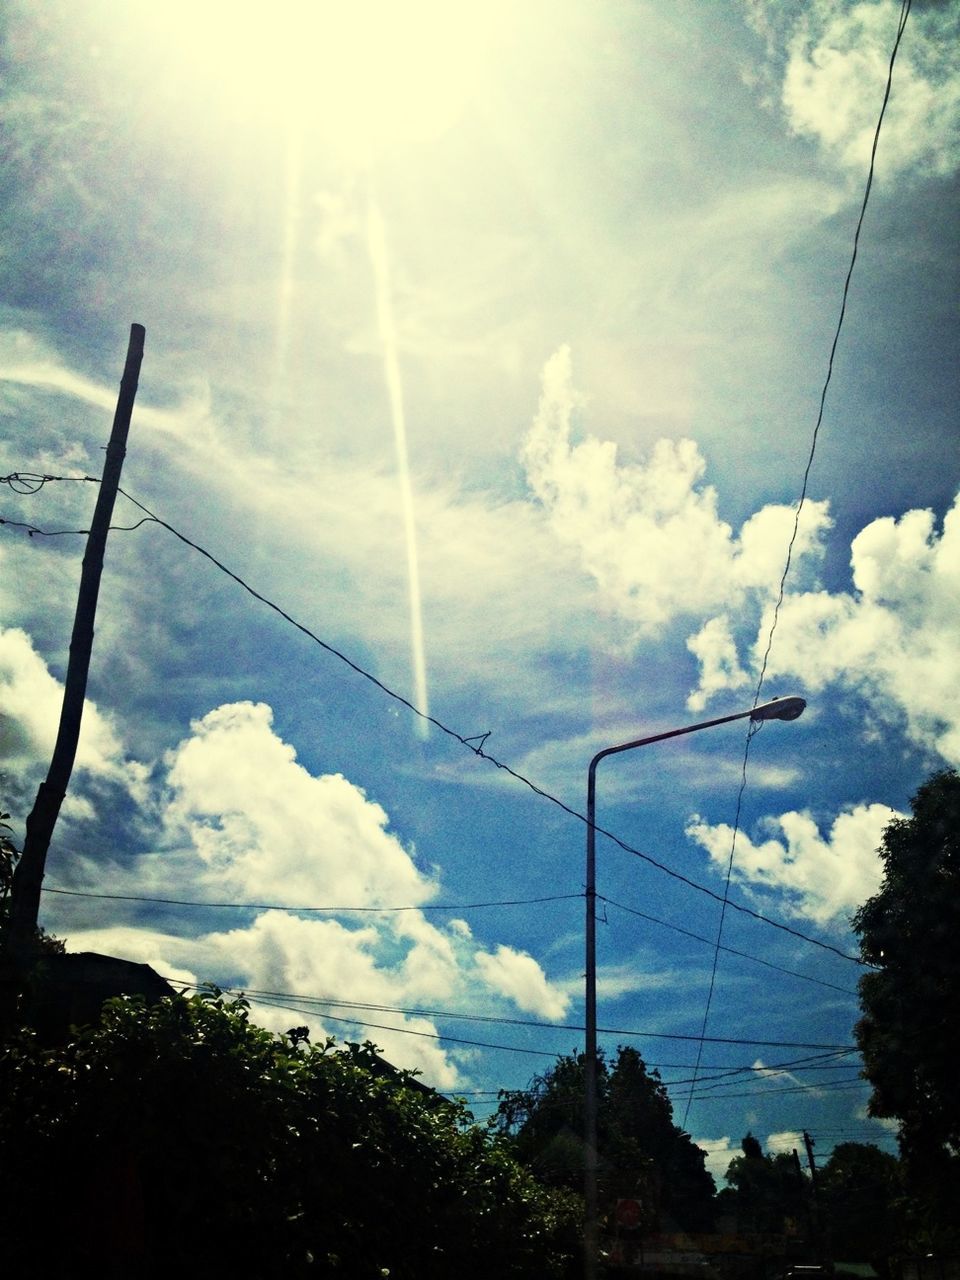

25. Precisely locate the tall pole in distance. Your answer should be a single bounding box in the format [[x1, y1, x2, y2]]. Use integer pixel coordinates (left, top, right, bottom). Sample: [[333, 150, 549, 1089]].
[[583, 695, 806, 1280], [5, 324, 145, 965]]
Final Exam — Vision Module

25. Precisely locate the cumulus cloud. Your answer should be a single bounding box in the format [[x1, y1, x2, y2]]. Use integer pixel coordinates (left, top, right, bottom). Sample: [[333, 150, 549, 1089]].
[[686, 616, 751, 712], [695, 1128, 810, 1183], [61, 923, 203, 989], [474, 944, 571, 1020], [522, 347, 830, 633], [64, 700, 569, 1088], [0, 625, 145, 805], [686, 801, 901, 924], [766, 1129, 806, 1158], [694, 1134, 740, 1184], [782, 0, 960, 178], [165, 701, 434, 908], [690, 494, 960, 766]]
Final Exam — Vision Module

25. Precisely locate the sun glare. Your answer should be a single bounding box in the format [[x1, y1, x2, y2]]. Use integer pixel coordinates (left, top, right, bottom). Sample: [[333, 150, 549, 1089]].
[[134, 0, 501, 155]]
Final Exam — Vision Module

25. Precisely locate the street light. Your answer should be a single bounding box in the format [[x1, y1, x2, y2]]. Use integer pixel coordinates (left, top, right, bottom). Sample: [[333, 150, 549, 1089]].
[[582, 695, 806, 1280]]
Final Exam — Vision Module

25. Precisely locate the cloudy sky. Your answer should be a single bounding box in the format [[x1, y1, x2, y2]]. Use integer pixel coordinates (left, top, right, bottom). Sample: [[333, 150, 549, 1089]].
[[1, 0, 957, 1181]]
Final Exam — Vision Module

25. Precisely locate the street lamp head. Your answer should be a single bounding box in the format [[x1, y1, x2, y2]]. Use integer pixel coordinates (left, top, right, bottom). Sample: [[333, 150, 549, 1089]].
[[751, 695, 806, 722]]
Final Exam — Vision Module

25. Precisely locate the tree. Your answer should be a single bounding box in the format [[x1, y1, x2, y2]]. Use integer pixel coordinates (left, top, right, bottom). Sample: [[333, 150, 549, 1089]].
[[0, 806, 63, 956], [496, 1045, 716, 1232], [0, 989, 579, 1279], [718, 1133, 808, 1237], [819, 1142, 903, 1267], [852, 769, 960, 1243]]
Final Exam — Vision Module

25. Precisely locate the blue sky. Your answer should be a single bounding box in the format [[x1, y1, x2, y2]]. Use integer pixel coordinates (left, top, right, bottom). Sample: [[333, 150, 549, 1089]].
[[1, 0, 958, 1181]]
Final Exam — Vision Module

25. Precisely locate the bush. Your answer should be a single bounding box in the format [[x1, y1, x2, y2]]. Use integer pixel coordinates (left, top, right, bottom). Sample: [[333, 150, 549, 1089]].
[[0, 990, 579, 1278]]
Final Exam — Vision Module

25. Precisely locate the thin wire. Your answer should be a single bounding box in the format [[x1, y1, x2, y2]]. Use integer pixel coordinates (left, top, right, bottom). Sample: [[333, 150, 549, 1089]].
[[666, 1048, 858, 1089], [679, 0, 912, 1132], [754, 0, 913, 702], [681, 720, 763, 1126], [4, 482, 866, 969], [242, 992, 566, 1058], [173, 982, 855, 1051], [684, 1079, 870, 1103], [42, 885, 580, 912], [0, 515, 157, 537], [675, 1054, 856, 1092], [43, 885, 855, 993], [42, 882, 856, 993], [599, 893, 856, 995], [0, 472, 99, 492]]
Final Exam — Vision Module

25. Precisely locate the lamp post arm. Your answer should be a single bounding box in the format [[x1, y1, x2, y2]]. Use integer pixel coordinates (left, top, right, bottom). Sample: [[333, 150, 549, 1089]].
[[589, 704, 763, 777]]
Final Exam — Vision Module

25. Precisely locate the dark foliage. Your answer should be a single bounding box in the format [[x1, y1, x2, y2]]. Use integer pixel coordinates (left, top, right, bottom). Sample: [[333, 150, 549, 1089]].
[[717, 1134, 809, 1237], [853, 769, 960, 1246], [0, 990, 579, 1279], [820, 1142, 903, 1266], [0, 807, 64, 955], [496, 1045, 716, 1233]]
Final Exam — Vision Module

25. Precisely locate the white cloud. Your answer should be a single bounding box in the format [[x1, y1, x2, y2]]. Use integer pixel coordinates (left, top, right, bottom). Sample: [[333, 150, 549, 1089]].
[[0, 625, 145, 803], [686, 801, 901, 924], [690, 495, 960, 766], [695, 1134, 740, 1184], [62, 923, 202, 989], [686, 617, 751, 712], [782, 0, 960, 178], [165, 701, 434, 908], [853, 1101, 898, 1135], [57, 700, 571, 1089], [522, 347, 831, 634], [474, 943, 571, 1020]]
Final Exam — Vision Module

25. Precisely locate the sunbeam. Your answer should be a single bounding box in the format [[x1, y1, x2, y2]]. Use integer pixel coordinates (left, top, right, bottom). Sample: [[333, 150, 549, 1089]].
[[366, 195, 430, 735]]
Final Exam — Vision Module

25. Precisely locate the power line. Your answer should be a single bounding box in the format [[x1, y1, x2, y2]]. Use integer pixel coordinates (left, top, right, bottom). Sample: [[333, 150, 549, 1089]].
[[0, 472, 98, 493], [600, 894, 857, 996], [678, 0, 912, 1130], [42, 882, 858, 996], [664, 1049, 859, 1089], [684, 1080, 870, 1103], [239, 991, 565, 1059], [172, 982, 855, 1051], [1, 475, 871, 973], [43, 885, 580, 913]]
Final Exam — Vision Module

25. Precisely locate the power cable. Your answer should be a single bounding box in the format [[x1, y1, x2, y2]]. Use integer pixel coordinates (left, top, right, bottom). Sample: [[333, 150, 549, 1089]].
[[679, 0, 913, 1131], [171, 981, 855, 1051], [1, 477, 870, 971], [42, 881, 857, 995], [686, 1079, 870, 1103], [42, 884, 580, 913], [599, 893, 857, 996]]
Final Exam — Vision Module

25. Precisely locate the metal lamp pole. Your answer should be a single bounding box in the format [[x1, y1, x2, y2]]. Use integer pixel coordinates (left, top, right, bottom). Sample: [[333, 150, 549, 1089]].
[[582, 694, 806, 1280]]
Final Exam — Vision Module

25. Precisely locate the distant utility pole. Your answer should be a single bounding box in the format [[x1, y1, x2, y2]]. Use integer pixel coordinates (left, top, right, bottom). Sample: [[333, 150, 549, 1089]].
[[4, 323, 145, 965], [802, 1129, 826, 1261]]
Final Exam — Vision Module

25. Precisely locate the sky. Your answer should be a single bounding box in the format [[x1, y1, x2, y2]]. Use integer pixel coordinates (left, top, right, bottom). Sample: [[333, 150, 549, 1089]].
[[1, 0, 958, 1185]]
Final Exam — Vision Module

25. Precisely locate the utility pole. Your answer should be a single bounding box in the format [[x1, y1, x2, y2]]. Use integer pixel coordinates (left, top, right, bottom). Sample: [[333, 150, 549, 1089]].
[[802, 1130, 825, 1263], [4, 324, 145, 965]]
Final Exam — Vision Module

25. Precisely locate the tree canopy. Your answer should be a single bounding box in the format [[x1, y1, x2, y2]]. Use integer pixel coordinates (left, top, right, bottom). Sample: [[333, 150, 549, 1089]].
[[496, 1045, 716, 1232], [717, 1133, 808, 1237], [853, 769, 960, 1240], [0, 989, 579, 1279], [0, 805, 63, 956], [819, 1142, 903, 1264]]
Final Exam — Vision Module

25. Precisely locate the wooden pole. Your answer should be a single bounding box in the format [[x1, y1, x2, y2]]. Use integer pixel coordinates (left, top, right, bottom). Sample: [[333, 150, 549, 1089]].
[[4, 324, 145, 964]]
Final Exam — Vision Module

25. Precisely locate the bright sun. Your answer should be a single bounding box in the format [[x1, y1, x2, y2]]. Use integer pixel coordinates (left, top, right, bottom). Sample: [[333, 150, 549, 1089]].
[[133, 0, 503, 154]]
